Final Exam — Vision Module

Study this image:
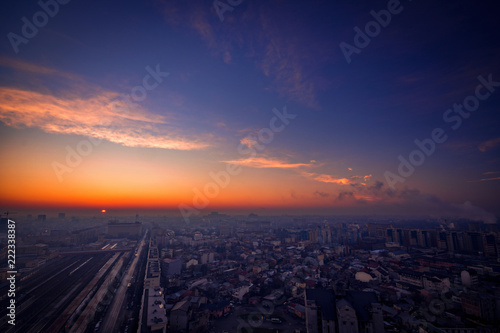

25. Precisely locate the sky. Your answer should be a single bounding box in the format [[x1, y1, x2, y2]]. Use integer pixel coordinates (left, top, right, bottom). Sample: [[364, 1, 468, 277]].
[[0, 0, 499, 221]]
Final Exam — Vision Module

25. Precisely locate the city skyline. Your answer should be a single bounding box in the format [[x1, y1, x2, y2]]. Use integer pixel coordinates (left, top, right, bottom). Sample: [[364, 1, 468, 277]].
[[1, 1, 499, 221]]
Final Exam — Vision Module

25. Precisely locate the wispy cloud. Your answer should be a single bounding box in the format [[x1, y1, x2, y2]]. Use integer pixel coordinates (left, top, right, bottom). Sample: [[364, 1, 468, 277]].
[[478, 137, 500, 152], [480, 177, 500, 182], [222, 156, 312, 169], [0, 87, 209, 150], [313, 190, 330, 198], [468, 171, 500, 183], [0, 56, 78, 80], [257, 35, 321, 108], [240, 136, 259, 149], [303, 171, 372, 186], [0, 57, 209, 150], [312, 174, 352, 185], [160, 2, 329, 109]]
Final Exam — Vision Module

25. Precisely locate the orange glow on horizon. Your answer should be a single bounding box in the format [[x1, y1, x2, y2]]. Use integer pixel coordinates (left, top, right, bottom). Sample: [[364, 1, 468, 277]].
[[0, 127, 387, 212]]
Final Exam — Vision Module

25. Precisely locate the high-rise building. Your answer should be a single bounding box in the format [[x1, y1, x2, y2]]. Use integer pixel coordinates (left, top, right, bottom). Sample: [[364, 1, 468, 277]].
[[337, 299, 358, 333], [305, 289, 384, 333], [483, 234, 498, 257], [342, 291, 384, 333], [461, 290, 496, 322], [161, 258, 182, 277], [305, 289, 336, 333]]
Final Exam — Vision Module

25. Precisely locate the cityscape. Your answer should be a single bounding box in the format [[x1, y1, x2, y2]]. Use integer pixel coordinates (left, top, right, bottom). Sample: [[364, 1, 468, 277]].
[[1, 0, 500, 332], [0, 213, 500, 332]]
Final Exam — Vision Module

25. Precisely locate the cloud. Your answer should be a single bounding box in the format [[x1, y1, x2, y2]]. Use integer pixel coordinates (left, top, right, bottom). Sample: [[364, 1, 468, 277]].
[[478, 137, 500, 152], [160, 2, 330, 109], [305, 173, 496, 223], [240, 136, 259, 149], [257, 35, 320, 108], [451, 201, 496, 224], [0, 57, 210, 150], [313, 191, 330, 198], [467, 171, 500, 183], [369, 181, 384, 191], [0, 56, 78, 80], [223, 51, 232, 64], [480, 177, 500, 182], [304, 171, 373, 186], [0, 87, 209, 150], [337, 191, 354, 201], [313, 174, 352, 185], [222, 156, 312, 169], [343, 180, 497, 223]]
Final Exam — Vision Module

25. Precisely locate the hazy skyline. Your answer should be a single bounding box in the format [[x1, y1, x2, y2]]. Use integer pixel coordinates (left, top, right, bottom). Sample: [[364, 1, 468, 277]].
[[1, 0, 499, 221]]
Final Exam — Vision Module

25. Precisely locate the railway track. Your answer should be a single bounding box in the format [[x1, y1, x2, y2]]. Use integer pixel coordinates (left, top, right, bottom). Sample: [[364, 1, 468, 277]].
[[0, 254, 112, 332]]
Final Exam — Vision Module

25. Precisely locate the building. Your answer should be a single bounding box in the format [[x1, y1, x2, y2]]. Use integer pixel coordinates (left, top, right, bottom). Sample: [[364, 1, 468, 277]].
[[342, 291, 384, 333], [461, 291, 497, 322], [461, 270, 479, 287], [337, 299, 358, 333], [399, 270, 424, 288], [483, 233, 498, 257], [424, 276, 450, 293], [161, 258, 182, 278], [145, 260, 161, 288], [200, 300, 231, 318], [200, 252, 214, 265], [139, 287, 168, 333], [305, 289, 336, 333], [170, 300, 191, 332], [232, 282, 251, 301], [145, 244, 161, 288], [305, 289, 384, 333], [355, 271, 376, 283], [368, 223, 392, 240], [71, 226, 101, 244], [107, 221, 142, 238]]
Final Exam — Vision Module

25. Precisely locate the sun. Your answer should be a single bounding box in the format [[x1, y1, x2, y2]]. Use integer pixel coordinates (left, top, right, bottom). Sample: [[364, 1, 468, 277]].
[[101, 209, 106, 213]]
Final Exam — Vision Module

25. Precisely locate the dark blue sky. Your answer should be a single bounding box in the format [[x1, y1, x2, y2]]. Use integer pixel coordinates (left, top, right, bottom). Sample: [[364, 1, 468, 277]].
[[1, 0, 499, 219]]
